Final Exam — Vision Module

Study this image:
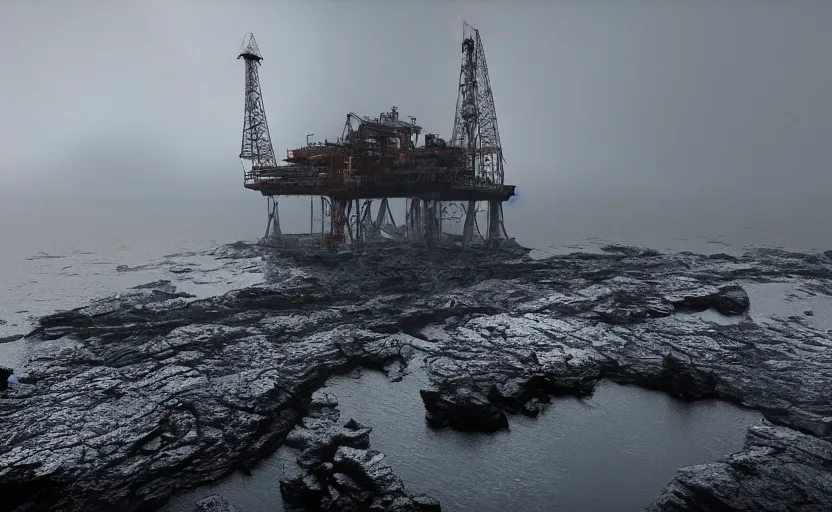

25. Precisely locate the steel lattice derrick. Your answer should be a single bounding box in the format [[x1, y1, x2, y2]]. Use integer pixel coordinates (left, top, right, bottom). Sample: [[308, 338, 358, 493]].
[[450, 22, 505, 186], [238, 33, 277, 168]]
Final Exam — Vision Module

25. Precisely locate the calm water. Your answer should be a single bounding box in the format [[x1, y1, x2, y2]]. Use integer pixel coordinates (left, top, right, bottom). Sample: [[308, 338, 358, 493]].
[[165, 366, 761, 512], [0, 233, 262, 341]]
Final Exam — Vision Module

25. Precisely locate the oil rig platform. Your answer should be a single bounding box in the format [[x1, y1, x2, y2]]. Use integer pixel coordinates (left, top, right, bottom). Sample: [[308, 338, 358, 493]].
[[237, 22, 516, 249]]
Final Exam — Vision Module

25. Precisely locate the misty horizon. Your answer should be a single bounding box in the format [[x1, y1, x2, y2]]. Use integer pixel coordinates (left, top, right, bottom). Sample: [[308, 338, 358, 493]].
[[2, 0, 831, 252]]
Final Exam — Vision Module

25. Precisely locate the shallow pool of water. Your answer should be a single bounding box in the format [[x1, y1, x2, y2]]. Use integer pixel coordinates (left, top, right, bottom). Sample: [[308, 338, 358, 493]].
[[743, 280, 832, 331], [165, 363, 762, 512]]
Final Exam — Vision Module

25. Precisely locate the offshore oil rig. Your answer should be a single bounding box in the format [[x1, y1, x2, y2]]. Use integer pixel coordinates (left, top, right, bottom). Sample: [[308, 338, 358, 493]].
[[237, 22, 516, 249]]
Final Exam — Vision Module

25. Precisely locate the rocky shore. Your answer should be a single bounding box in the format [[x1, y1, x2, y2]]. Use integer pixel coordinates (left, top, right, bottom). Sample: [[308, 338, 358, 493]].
[[278, 390, 440, 511], [1, 241, 831, 511], [647, 422, 832, 511]]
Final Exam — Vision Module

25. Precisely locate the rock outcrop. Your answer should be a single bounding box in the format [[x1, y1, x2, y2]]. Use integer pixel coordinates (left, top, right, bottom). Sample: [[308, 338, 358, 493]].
[[0, 366, 11, 391], [648, 422, 832, 511], [419, 389, 508, 432], [0, 242, 831, 510], [278, 391, 440, 511]]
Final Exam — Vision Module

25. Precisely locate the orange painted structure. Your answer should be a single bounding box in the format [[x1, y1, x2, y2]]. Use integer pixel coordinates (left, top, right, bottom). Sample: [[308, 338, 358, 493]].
[[244, 107, 515, 203]]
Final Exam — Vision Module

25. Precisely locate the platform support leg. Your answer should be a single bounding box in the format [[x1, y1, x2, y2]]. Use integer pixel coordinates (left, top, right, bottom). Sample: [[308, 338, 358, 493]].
[[373, 198, 388, 240], [264, 198, 271, 239], [272, 199, 282, 238], [408, 198, 423, 242], [386, 200, 401, 238], [487, 200, 502, 242], [462, 200, 477, 247], [361, 200, 375, 241], [424, 199, 440, 248], [354, 198, 362, 247], [264, 197, 282, 239], [364, 198, 387, 241], [499, 202, 509, 239], [330, 199, 347, 246], [321, 197, 327, 234], [438, 201, 444, 241]]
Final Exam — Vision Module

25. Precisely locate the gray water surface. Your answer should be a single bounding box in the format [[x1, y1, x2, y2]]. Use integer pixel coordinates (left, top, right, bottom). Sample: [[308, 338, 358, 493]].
[[166, 364, 761, 512]]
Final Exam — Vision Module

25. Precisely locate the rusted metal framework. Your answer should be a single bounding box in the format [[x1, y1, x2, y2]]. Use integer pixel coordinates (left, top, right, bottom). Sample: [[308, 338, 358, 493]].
[[238, 34, 276, 169], [452, 22, 504, 187], [238, 23, 515, 249]]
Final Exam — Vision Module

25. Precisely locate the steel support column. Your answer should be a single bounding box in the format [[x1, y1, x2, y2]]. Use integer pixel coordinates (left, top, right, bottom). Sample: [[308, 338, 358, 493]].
[[487, 200, 502, 241], [264, 197, 282, 239], [462, 200, 477, 247]]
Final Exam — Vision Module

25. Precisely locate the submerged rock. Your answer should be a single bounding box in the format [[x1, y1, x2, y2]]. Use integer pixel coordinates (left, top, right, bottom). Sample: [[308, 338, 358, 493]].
[[193, 494, 241, 512], [1, 242, 832, 510], [279, 391, 440, 511]]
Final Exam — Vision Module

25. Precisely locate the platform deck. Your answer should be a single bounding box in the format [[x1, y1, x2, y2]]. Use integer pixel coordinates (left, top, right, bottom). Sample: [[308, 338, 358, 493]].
[[243, 170, 516, 201]]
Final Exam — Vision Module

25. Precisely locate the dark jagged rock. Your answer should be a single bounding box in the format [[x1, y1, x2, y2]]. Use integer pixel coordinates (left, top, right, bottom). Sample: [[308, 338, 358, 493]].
[[279, 390, 440, 511], [0, 334, 25, 344], [2, 242, 832, 510], [0, 366, 11, 391], [521, 398, 543, 417], [420, 389, 508, 432], [193, 494, 241, 512], [711, 284, 750, 315], [600, 244, 662, 258], [647, 423, 832, 511], [485, 374, 594, 414], [642, 352, 719, 400]]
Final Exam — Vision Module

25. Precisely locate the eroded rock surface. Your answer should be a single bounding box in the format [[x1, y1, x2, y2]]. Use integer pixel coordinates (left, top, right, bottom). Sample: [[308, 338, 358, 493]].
[[279, 390, 440, 511], [648, 422, 832, 511], [1, 241, 831, 511]]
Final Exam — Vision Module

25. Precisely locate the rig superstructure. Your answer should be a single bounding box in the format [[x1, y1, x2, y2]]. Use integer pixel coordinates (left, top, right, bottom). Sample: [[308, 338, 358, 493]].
[[237, 22, 516, 249]]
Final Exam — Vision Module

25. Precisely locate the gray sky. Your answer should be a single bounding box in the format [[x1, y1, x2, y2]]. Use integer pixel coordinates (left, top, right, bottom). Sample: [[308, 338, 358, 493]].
[[1, 0, 831, 250]]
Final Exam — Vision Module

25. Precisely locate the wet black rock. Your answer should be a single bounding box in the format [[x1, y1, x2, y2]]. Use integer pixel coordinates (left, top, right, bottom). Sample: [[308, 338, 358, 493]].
[[648, 423, 832, 511], [279, 391, 441, 511], [521, 398, 543, 417], [193, 494, 241, 512], [484, 374, 593, 417], [642, 353, 719, 400], [420, 389, 508, 432], [2, 243, 832, 510], [413, 248, 832, 439], [0, 334, 25, 344], [710, 284, 750, 315], [0, 366, 11, 391]]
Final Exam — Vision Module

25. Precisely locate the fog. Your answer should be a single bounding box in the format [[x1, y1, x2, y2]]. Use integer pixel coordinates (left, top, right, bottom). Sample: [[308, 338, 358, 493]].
[[2, 0, 831, 251]]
